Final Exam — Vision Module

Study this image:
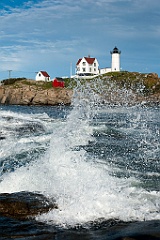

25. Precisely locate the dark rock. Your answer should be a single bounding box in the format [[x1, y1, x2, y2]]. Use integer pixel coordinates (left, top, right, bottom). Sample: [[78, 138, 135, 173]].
[[0, 136, 5, 140], [0, 191, 58, 219], [0, 133, 5, 140]]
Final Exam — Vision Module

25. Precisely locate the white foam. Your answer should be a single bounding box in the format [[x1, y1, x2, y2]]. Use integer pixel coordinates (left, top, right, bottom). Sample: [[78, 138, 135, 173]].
[[0, 83, 159, 227], [0, 113, 159, 227]]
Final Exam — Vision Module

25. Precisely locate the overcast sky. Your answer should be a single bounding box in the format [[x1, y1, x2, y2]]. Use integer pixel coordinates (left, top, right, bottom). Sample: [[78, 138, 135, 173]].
[[0, 0, 160, 80]]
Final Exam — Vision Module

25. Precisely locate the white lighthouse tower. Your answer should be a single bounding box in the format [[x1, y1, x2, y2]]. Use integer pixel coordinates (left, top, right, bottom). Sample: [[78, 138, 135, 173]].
[[110, 46, 121, 72]]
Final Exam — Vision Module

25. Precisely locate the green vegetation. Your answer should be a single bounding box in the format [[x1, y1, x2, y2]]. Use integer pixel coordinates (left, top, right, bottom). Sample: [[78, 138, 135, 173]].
[[1, 71, 160, 95], [1, 78, 27, 85], [63, 71, 160, 95], [22, 80, 53, 90], [1, 78, 53, 90], [1, 77, 77, 90], [100, 71, 160, 95], [63, 78, 77, 89]]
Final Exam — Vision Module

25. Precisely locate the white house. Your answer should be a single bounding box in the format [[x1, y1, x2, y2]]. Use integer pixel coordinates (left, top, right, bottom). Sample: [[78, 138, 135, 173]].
[[76, 56, 99, 75], [35, 71, 50, 81], [74, 47, 121, 77]]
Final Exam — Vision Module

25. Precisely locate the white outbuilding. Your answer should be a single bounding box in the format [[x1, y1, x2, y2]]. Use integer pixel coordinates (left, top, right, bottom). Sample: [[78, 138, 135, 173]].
[[35, 71, 50, 81]]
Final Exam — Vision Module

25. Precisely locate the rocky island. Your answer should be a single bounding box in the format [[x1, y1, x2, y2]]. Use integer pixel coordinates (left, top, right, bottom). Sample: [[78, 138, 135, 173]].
[[0, 71, 160, 106]]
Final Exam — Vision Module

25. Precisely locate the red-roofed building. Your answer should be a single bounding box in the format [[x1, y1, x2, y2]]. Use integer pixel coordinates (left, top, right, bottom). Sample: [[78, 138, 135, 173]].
[[35, 71, 50, 81], [52, 77, 65, 88], [76, 56, 99, 76]]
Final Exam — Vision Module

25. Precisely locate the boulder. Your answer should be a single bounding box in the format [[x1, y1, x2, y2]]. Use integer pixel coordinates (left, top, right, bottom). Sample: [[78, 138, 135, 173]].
[[21, 90, 36, 105], [47, 88, 72, 105], [32, 90, 48, 105], [0, 191, 58, 219]]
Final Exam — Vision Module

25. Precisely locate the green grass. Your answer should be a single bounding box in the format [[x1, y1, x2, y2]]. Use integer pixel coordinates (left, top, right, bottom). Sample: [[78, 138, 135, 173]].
[[1, 71, 160, 95]]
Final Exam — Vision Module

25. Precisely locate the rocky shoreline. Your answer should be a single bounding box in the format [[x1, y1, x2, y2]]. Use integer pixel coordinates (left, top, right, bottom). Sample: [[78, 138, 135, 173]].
[[0, 80, 73, 106], [0, 77, 159, 106]]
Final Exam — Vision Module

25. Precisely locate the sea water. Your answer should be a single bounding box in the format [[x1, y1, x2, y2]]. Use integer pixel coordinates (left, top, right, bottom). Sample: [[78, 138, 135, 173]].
[[0, 81, 159, 238]]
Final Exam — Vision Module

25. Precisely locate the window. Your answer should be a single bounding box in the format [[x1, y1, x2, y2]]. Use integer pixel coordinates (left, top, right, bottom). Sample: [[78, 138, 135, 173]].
[[94, 68, 96, 71], [94, 63, 96, 66], [82, 62, 86, 66], [83, 68, 86, 72], [39, 73, 41, 76], [89, 68, 92, 72]]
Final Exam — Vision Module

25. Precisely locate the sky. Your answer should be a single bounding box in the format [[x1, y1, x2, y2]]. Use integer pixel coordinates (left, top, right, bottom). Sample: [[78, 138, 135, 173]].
[[0, 0, 160, 80]]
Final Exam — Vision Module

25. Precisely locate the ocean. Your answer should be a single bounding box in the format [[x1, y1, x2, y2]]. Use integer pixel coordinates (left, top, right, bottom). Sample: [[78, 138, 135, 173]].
[[0, 81, 160, 239]]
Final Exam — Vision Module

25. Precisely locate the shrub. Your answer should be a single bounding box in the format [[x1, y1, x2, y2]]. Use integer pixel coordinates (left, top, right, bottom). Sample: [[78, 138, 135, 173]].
[[1, 78, 27, 85]]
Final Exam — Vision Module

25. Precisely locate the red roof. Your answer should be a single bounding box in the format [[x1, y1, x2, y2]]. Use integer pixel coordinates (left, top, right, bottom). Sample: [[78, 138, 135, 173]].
[[84, 57, 95, 64], [76, 58, 82, 65], [76, 57, 96, 65], [40, 71, 50, 77]]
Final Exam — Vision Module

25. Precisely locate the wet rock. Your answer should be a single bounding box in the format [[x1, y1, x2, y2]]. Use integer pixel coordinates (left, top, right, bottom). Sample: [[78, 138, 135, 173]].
[[0, 216, 159, 239], [79, 219, 160, 240], [0, 191, 58, 219], [0, 136, 5, 140], [121, 235, 160, 240], [0, 132, 5, 140]]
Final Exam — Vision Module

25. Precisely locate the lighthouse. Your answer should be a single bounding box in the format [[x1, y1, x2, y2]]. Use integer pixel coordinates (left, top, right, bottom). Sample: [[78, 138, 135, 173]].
[[110, 46, 121, 72]]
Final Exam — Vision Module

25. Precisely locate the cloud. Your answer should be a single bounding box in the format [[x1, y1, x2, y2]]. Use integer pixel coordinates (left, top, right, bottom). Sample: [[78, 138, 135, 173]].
[[1, 0, 159, 41], [0, 0, 160, 78]]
